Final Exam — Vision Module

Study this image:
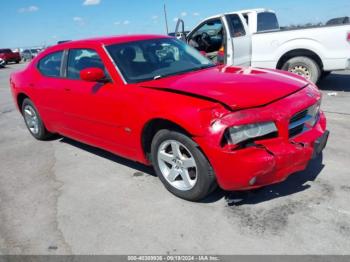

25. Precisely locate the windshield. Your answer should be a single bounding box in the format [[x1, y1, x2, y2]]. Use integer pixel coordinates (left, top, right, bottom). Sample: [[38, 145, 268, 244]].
[[106, 38, 214, 83]]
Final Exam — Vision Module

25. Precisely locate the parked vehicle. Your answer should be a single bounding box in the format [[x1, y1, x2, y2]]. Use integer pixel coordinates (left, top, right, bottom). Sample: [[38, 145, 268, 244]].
[[175, 8, 350, 83], [21, 49, 41, 61], [326, 16, 350, 25], [0, 48, 21, 64], [0, 58, 5, 68], [10, 35, 328, 201]]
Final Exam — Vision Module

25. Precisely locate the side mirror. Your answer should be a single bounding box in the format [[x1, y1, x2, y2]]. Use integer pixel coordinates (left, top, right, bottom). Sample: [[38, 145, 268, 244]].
[[80, 67, 107, 82]]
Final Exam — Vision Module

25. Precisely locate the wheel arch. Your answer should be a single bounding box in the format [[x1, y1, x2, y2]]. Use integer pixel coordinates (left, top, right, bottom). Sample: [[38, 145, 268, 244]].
[[141, 118, 192, 162], [16, 93, 30, 113], [276, 48, 324, 71]]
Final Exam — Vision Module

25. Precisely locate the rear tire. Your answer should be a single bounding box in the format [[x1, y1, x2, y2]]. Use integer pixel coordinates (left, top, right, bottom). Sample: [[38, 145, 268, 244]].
[[21, 98, 53, 140], [151, 130, 216, 201], [282, 56, 321, 83]]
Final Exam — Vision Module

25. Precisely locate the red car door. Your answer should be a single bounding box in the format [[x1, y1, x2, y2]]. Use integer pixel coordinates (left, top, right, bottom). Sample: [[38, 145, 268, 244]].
[[58, 48, 130, 155], [32, 50, 67, 131]]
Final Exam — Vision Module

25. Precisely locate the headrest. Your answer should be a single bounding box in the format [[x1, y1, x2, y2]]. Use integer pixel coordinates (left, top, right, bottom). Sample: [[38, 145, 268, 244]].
[[121, 47, 136, 61]]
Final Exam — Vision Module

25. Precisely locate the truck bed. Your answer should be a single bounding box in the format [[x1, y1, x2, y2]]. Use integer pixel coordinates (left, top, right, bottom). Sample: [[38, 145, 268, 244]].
[[251, 23, 350, 71], [255, 23, 350, 35]]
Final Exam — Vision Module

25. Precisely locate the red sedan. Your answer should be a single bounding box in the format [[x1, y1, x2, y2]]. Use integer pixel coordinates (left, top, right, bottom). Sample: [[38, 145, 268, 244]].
[[10, 35, 328, 201]]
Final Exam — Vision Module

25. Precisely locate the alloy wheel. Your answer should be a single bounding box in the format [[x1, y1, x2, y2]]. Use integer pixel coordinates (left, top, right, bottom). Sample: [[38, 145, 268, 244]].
[[157, 140, 198, 191], [23, 105, 39, 134]]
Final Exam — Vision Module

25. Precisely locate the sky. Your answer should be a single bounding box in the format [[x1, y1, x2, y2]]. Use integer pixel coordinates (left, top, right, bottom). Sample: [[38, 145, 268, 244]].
[[1, 0, 350, 48]]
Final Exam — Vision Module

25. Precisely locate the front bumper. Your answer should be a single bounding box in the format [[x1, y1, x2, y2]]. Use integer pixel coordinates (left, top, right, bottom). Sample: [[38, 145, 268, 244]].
[[195, 86, 328, 191], [197, 113, 327, 191]]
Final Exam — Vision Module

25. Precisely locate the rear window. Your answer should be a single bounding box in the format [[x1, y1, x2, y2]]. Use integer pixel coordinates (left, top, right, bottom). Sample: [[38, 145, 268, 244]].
[[38, 51, 63, 77], [257, 12, 279, 32]]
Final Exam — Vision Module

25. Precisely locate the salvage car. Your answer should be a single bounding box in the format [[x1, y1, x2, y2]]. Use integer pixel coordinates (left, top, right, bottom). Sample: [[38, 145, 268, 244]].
[[9, 35, 328, 201], [175, 8, 350, 83], [21, 49, 41, 61]]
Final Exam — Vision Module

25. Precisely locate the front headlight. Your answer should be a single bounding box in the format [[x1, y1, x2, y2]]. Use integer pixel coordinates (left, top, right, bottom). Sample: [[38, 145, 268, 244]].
[[306, 102, 320, 127], [227, 122, 277, 145]]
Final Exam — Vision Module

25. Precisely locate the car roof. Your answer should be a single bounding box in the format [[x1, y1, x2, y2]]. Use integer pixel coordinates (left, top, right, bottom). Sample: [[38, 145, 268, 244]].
[[205, 8, 274, 20], [46, 34, 170, 52]]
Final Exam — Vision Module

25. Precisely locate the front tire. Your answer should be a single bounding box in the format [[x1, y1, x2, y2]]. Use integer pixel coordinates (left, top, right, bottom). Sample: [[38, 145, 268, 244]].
[[21, 98, 52, 140], [282, 56, 321, 83], [151, 130, 216, 201]]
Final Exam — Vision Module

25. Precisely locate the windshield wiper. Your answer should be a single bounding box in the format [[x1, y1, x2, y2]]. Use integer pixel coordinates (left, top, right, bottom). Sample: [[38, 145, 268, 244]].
[[152, 64, 215, 80]]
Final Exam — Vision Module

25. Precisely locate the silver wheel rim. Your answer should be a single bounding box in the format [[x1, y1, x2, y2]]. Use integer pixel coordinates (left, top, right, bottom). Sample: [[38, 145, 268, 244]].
[[289, 65, 311, 80], [157, 140, 197, 191], [23, 105, 39, 135]]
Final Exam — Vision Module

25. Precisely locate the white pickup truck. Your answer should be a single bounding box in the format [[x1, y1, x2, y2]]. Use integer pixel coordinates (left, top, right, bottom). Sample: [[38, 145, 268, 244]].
[[175, 8, 350, 83]]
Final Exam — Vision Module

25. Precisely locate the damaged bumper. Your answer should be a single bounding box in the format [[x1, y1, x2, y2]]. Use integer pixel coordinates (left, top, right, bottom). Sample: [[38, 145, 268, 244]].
[[194, 85, 328, 191], [197, 115, 328, 190]]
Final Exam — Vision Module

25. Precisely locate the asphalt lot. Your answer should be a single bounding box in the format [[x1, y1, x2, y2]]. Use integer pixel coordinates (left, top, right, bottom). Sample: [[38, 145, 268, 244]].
[[0, 62, 350, 255]]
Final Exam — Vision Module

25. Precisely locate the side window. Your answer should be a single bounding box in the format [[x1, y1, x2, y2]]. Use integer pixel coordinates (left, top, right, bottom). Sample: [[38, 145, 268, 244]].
[[243, 15, 249, 25], [227, 14, 246, 37], [38, 51, 63, 77], [67, 49, 107, 80], [257, 12, 279, 32]]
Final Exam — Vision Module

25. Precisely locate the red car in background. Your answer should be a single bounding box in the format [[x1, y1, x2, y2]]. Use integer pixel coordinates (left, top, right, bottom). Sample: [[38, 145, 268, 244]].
[[0, 49, 21, 64], [9, 35, 328, 201]]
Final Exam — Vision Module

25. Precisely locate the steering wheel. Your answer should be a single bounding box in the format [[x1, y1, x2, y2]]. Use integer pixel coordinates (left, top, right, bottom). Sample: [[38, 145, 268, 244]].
[[193, 32, 211, 52]]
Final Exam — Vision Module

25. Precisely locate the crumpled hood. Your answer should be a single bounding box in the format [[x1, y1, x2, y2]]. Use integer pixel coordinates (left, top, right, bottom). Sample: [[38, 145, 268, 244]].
[[140, 66, 309, 110]]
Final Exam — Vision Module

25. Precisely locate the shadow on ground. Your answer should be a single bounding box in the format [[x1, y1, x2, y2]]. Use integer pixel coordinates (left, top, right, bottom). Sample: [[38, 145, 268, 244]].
[[59, 137, 324, 206], [59, 137, 155, 176], [318, 72, 350, 92]]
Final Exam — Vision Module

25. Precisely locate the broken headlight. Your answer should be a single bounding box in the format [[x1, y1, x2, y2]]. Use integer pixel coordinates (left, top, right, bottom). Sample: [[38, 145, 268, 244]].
[[226, 122, 277, 145]]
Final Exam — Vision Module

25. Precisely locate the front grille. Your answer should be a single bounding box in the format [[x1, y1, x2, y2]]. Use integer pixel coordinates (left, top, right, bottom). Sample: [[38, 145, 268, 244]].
[[289, 103, 319, 138], [289, 125, 305, 138]]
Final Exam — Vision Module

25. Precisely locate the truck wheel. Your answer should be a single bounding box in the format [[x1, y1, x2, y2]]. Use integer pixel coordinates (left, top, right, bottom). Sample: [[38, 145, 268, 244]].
[[21, 98, 53, 140], [282, 56, 321, 83], [151, 129, 217, 201]]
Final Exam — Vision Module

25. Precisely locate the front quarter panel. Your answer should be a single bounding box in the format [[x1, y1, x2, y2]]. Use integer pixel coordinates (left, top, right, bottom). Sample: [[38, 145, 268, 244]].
[[116, 85, 228, 163]]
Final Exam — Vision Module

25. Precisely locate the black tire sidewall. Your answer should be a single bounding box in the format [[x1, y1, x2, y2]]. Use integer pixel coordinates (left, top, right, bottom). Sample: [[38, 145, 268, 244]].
[[151, 130, 216, 201], [21, 98, 49, 140], [282, 56, 320, 83]]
